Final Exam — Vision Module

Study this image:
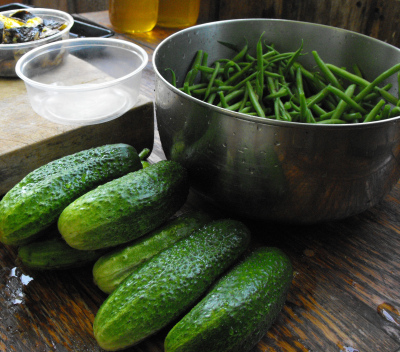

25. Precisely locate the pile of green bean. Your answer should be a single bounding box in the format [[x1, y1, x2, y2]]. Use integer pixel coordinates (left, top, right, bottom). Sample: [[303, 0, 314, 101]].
[[168, 34, 400, 124]]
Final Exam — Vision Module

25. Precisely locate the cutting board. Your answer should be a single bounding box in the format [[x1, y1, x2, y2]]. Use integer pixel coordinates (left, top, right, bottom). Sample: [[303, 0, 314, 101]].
[[0, 77, 154, 195]]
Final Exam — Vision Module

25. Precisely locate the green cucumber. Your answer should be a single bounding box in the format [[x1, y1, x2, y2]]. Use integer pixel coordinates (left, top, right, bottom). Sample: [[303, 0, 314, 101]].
[[58, 160, 189, 251], [0, 143, 142, 246], [93, 219, 251, 351], [92, 210, 212, 294], [164, 247, 293, 352], [17, 238, 105, 270]]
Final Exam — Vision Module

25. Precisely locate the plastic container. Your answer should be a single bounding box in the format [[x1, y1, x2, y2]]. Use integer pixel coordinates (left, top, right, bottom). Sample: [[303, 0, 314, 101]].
[[0, 8, 74, 77], [16, 38, 148, 125], [109, 0, 159, 33], [157, 0, 200, 28]]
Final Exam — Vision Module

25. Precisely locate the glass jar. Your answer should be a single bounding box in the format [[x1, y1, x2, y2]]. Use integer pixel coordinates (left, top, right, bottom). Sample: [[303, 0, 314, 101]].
[[157, 0, 200, 28], [109, 0, 159, 33]]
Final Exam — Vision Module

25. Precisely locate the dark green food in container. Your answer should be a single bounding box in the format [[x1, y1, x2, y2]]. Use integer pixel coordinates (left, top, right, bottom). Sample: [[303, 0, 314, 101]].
[[173, 35, 400, 124]]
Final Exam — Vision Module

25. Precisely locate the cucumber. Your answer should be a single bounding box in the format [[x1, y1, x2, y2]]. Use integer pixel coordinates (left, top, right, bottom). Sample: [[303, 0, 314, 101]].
[[92, 210, 212, 294], [164, 247, 293, 352], [0, 143, 142, 246], [93, 219, 251, 351], [58, 160, 189, 251], [17, 237, 105, 270]]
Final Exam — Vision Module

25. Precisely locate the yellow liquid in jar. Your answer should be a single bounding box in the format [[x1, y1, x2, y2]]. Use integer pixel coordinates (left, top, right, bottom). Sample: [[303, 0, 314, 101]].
[[109, 0, 159, 33], [157, 0, 200, 28]]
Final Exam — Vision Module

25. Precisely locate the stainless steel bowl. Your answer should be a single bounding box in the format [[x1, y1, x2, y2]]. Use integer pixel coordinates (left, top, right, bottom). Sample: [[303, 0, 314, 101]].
[[153, 19, 400, 223]]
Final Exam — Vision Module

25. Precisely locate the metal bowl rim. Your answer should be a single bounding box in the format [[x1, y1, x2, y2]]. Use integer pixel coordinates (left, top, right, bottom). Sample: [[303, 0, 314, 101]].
[[154, 18, 400, 130]]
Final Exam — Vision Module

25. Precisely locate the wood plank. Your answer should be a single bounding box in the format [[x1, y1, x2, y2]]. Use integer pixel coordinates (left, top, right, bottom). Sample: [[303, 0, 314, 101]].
[[216, 0, 400, 48]]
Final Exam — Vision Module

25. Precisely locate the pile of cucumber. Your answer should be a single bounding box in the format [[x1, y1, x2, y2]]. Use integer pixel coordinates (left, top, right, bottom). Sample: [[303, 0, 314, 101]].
[[0, 143, 293, 352]]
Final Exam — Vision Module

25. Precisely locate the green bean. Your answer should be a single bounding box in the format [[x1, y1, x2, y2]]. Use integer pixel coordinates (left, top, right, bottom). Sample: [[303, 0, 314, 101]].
[[217, 41, 240, 52], [310, 104, 327, 117], [398, 72, 400, 102], [265, 87, 289, 100], [217, 88, 245, 106], [223, 61, 255, 86], [204, 61, 221, 100], [325, 63, 367, 87], [231, 41, 248, 62], [192, 85, 233, 95], [207, 92, 217, 105], [352, 64, 363, 78], [187, 50, 203, 85], [256, 33, 265, 100], [184, 69, 195, 86], [342, 112, 362, 122], [390, 106, 400, 118], [306, 86, 330, 108], [325, 85, 367, 114], [327, 62, 400, 103], [330, 84, 356, 121], [223, 60, 242, 80], [380, 104, 391, 120], [183, 81, 191, 95], [316, 119, 347, 124], [218, 91, 229, 108], [197, 65, 223, 74], [227, 71, 258, 94], [296, 67, 308, 122], [165, 68, 177, 87], [239, 105, 254, 114], [246, 81, 266, 118], [319, 111, 335, 120], [239, 88, 249, 111], [375, 86, 399, 106], [306, 108, 316, 123], [356, 64, 400, 102], [225, 101, 245, 111], [363, 99, 386, 122], [179, 83, 207, 93], [263, 70, 283, 79], [284, 40, 303, 76], [200, 51, 209, 83], [312, 51, 344, 91]]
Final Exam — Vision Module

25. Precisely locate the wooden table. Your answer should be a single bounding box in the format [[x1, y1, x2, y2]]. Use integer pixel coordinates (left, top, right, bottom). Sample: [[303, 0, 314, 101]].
[[1, 10, 400, 352]]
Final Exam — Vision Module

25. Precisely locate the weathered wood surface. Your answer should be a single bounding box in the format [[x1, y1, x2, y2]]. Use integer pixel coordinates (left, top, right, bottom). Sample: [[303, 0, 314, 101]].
[[1, 9, 400, 352], [197, 0, 400, 49]]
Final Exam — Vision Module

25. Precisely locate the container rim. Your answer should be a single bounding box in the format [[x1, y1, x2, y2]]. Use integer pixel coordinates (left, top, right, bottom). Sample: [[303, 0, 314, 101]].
[[15, 37, 149, 91], [153, 18, 400, 129], [0, 8, 74, 49]]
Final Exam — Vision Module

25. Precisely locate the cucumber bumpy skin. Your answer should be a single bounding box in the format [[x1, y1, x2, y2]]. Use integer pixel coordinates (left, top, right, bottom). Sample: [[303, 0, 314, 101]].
[[92, 210, 213, 294], [93, 219, 251, 351], [58, 160, 189, 251], [0, 144, 142, 246], [164, 247, 293, 352], [17, 238, 105, 270]]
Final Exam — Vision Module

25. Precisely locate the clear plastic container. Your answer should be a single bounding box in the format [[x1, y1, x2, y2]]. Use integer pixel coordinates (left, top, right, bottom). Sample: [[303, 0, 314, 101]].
[[15, 38, 148, 125], [0, 8, 74, 77]]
